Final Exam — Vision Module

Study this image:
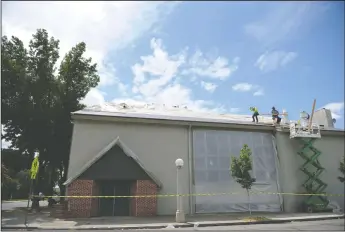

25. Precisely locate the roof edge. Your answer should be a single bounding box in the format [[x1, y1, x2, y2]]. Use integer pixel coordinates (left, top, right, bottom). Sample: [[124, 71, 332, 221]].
[[71, 112, 275, 131], [63, 136, 163, 188]]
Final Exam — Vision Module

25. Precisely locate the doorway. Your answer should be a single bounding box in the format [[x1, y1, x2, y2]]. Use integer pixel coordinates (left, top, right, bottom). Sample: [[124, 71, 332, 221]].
[[99, 180, 131, 216]]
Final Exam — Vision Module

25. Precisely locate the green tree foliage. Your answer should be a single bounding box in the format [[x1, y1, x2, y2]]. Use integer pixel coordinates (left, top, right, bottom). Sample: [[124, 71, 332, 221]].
[[1, 148, 31, 173], [230, 144, 256, 214], [338, 155, 345, 183], [1, 29, 100, 200], [2, 163, 13, 185]]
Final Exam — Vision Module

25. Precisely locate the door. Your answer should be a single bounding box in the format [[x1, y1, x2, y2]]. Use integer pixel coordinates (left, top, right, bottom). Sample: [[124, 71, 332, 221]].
[[99, 183, 115, 216], [114, 181, 131, 216]]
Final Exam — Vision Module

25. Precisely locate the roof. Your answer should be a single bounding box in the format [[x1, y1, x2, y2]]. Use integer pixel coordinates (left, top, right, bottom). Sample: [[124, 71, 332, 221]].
[[73, 103, 344, 133], [73, 102, 277, 126], [63, 136, 163, 188]]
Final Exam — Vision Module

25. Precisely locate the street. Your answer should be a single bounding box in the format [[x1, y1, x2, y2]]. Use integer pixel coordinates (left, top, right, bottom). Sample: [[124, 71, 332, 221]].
[[1, 200, 29, 211], [1, 219, 344, 231], [1, 200, 48, 211]]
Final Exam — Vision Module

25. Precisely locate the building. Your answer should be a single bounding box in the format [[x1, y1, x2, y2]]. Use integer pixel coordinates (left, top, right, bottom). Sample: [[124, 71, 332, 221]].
[[64, 103, 344, 218]]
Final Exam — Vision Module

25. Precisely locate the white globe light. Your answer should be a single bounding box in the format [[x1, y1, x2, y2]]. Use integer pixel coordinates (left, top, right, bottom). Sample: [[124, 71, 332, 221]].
[[175, 158, 184, 168], [34, 152, 39, 158]]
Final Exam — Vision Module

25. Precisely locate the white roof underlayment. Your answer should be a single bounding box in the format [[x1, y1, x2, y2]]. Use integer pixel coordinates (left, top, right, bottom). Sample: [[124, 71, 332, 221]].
[[76, 102, 278, 125]]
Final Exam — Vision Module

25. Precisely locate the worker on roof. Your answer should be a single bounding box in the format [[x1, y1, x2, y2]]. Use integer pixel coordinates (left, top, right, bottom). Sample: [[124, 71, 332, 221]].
[[250, 107, 259, 123], [271, 107, 281, 125]]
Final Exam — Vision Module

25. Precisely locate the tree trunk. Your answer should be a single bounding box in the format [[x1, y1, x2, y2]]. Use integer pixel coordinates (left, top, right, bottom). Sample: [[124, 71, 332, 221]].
[[246, 189, 252, 215]]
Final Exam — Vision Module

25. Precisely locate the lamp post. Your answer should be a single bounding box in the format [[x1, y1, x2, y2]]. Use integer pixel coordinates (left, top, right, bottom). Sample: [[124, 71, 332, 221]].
[[175, 158, 185, 223]]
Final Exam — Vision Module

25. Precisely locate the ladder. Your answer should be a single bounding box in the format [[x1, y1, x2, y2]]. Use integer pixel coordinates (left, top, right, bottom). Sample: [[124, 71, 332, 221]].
[[289, 122, 329, 213]]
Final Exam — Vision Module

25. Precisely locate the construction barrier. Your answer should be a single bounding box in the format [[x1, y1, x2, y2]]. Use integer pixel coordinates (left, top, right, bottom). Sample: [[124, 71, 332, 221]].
[[32, 191, 345, 198]]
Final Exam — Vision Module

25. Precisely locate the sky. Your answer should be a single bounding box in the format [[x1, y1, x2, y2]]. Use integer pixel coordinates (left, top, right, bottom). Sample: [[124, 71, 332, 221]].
[[1, 1, 344, 148]]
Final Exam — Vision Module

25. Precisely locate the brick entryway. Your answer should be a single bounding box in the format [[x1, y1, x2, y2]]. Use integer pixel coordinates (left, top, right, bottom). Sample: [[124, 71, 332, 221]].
[[66, 180, 99, 218], [130, 180, 158, 216], [65, 179, 157, 218]]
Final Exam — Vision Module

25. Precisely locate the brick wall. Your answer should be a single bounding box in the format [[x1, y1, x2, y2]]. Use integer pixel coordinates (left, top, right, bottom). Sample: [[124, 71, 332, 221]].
[[131, 180, 158, 216], [66, 179, 157, 218], [66, 180, 99, 218]]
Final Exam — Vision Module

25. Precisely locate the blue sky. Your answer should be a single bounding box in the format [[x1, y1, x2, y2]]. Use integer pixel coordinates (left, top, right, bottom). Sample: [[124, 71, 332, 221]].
[[2, 1, 344, 130]]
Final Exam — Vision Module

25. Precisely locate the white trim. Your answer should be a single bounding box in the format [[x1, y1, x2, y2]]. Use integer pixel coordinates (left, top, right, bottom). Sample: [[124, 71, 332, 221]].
[[63, 136, 162, 188]]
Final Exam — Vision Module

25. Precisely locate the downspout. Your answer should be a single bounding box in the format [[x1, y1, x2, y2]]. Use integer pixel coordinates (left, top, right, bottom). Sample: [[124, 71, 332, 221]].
[[187, 124, 194, 215]]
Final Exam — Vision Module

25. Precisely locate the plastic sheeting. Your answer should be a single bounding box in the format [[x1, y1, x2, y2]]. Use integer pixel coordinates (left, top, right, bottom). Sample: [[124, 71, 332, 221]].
[[193, 129, 282, 213]]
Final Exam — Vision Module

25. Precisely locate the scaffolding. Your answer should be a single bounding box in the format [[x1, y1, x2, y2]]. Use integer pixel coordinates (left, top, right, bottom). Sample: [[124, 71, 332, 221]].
[[289, 104, 329, 213]]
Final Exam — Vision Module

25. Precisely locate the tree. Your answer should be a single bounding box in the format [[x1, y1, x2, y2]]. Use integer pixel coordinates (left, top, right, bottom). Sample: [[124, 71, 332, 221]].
[[2, 163, 12, 185], [230, 144, 256, 215], [338, 156, 345, 183], [1, 163, 19, 200], [1, 149, 31, 173], [1, 29, 100, 204], [54, 41, 99, 194]]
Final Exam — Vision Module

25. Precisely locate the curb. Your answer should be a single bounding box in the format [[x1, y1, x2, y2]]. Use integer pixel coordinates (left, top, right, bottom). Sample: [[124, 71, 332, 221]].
[[2, 215, 344, 230], [2, 225, 190, 230], [1, 226, 39, 230], [192, 215, 345, 228]]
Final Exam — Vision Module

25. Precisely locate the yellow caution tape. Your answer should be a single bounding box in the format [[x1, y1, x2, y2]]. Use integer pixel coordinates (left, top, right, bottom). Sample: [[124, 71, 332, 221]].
[[32, 191, 344, 198]]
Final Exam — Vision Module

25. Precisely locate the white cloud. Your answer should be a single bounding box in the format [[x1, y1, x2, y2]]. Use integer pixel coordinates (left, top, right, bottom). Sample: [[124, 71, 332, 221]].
[[2, 1, 179, 103], [253, 89, 265, 96], [184, 51, 240, 80], [132, 38, 186, 98], [322, 102, 344, 120], [126, 38, 229, 112], [1, 125, 12, 149], [232, 82, 264, 96], [229, 108, 241, 113], [244, 2, 330, 47], [81, 88, 106, 106], [232, 83, 255, 92], [201, 81, 218, 93], [255, 50, 298, 72]]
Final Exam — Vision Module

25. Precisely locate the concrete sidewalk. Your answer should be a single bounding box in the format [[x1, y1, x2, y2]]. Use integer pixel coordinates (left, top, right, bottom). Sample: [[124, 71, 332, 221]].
[[1, 209, 344, 230]]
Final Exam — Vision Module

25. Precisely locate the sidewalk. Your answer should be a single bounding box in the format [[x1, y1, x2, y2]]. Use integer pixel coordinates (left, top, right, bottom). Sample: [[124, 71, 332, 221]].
[[1, 208, 344, 230]]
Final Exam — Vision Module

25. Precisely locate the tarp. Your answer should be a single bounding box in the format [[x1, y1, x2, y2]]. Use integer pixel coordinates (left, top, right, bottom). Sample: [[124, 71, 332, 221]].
[[193, 129, 282, 213]]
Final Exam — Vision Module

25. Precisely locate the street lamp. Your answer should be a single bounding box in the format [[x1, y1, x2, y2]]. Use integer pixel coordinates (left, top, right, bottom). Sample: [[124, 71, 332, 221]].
[[175, 158, 185, 223]]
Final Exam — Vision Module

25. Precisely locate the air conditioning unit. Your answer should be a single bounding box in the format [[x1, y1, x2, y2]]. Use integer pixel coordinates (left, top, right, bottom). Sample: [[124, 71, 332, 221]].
[[312, 108, 335, 129]]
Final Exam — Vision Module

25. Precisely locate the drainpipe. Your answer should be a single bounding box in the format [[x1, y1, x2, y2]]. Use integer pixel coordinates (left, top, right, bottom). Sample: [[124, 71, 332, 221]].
[[187, 124, 194, 215]]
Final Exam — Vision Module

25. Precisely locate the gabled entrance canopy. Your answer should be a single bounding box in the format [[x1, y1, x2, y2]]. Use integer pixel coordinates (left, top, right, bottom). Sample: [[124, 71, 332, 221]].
[[64, 136, 162, 188]]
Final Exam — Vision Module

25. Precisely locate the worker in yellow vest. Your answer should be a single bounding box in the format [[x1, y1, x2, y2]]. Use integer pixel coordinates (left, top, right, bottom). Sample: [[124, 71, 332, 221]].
[[250, 107, 259, 123]]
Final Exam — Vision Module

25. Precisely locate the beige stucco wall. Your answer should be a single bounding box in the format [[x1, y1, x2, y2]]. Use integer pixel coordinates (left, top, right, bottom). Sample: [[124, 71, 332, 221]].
[[67, 120, 190, 216], [275, 131, 344, 213]]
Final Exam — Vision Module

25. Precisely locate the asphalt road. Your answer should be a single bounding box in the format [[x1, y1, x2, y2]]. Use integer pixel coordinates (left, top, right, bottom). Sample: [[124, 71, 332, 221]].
[[1, 200, 48, 211], [1, 219, 344, 231]]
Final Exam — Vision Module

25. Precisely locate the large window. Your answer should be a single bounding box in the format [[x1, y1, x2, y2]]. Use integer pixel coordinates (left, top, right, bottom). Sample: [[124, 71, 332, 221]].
[[193, 129, 281, 213]]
